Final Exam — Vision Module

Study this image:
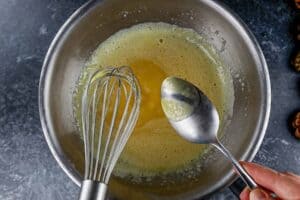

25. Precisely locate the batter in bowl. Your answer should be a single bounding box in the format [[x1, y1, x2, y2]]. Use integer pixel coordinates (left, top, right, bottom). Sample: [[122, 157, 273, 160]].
[[73, 22, 233, 183]]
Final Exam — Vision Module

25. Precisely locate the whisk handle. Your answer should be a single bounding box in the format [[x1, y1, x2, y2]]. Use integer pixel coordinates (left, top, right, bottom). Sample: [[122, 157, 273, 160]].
[[79, 180, 108, 200]]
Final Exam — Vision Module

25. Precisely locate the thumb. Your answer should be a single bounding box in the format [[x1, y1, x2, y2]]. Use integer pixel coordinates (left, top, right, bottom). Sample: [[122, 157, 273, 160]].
[[250, 189, 270, 200]]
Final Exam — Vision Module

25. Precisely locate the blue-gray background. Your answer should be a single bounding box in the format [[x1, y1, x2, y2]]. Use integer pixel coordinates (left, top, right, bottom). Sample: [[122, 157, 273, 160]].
[[0, 0, 299, 199]]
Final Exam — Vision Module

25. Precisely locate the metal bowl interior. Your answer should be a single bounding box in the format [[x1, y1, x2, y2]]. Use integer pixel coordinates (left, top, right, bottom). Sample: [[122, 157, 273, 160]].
[[39, 0, 271, 199]]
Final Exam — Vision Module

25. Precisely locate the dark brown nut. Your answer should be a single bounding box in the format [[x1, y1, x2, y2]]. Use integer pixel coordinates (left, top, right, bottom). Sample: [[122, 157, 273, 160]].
[[296, 0, 300, 9], [292, 112, 300, 139], [292, 112, 300, 127], [291, 51, 300, 72], [295, 112, 300, 120], [292, 118, 300, 128], [295, 128, 300, 139]]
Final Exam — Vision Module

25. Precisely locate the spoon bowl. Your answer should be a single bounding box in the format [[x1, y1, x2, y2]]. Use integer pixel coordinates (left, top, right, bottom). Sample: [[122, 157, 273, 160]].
[[161, 77, 220, 144], [161, 76, 258, 190]]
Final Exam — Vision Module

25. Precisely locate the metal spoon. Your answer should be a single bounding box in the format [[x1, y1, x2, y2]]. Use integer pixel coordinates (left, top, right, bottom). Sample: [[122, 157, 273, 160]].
[[161, 76, 257, 189]]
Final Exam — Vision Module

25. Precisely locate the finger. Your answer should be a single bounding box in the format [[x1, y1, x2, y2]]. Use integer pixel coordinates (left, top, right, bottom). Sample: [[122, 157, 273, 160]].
[[241, 162, 300, 199], [240, 187, 250, 200], [249, 188, 271, 200], [282, 172, 300, 183]]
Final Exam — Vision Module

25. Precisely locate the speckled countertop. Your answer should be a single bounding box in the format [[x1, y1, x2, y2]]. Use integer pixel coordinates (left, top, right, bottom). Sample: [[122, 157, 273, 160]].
[[0, 0, 299, 200]]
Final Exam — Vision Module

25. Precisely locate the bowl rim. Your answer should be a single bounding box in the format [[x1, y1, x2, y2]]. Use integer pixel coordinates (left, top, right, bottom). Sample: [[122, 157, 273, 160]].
[[39, 0, 271, 197]]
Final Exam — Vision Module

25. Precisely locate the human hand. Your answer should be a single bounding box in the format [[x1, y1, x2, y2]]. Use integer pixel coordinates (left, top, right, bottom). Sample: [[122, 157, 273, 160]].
[[239, 162, 300, 200]]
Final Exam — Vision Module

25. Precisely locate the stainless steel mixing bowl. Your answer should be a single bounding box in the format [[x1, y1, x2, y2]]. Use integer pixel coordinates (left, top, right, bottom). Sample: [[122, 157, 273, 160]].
[[39, 0, 271, 199]]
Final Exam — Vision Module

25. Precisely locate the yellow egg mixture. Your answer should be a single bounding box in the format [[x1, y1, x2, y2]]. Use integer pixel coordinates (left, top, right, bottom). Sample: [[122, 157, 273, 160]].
[[74, 22, 233, 180]]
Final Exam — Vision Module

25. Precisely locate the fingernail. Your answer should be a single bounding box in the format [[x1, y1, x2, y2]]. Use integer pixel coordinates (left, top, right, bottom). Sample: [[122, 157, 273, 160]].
[[250, 189, 268, 200]]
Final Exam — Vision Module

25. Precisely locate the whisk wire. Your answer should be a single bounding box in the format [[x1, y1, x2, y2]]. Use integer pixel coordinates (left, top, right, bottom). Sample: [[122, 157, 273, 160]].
[[117, 94, 139, 152], [92, 79, 109, 180], [81, 66, 140, 184], [102, 81, 132, 182], [82, 74, 93, 179], [88, 80, 102, 179], [97, 77, 116, 180], [97, 78, 121, 181], [105, 80, 138, 182]]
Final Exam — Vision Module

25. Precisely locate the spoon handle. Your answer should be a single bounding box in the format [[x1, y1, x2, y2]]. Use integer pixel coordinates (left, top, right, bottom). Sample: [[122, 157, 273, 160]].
[[213, 141, 258, 190]]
